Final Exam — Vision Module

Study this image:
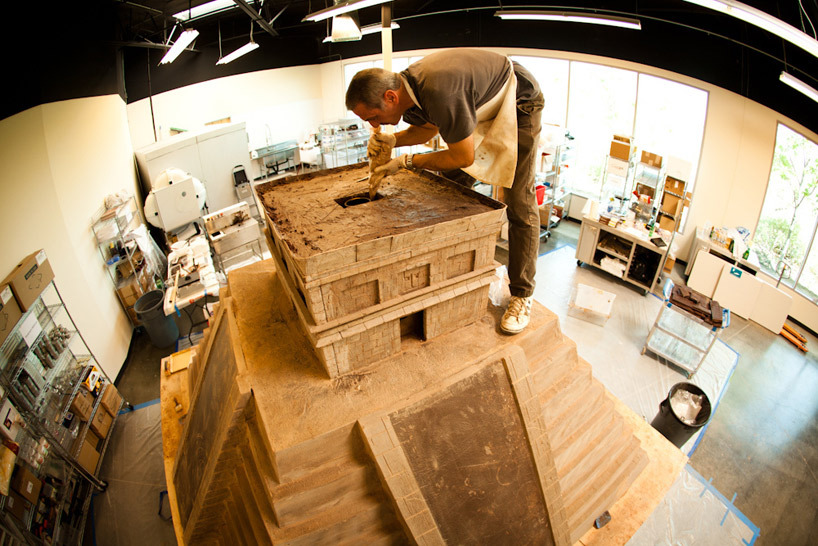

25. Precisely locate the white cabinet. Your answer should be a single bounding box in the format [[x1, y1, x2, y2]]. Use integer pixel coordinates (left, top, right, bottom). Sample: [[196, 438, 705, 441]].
[[134, 122, 251, 213]]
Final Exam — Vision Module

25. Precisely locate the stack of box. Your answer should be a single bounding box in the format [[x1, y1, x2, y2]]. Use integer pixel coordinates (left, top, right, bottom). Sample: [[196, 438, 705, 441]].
[[609, 134, 634, 161], [71, 382, 122, 473], [258, 164, 506, 379]]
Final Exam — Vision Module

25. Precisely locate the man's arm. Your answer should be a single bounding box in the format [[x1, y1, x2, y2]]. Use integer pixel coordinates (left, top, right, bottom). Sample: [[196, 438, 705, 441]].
[[394, 123, 475, 171]]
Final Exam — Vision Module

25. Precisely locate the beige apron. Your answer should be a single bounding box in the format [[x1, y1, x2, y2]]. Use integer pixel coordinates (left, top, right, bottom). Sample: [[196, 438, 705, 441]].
[[462, 60, 518, 188], [401, 60, 519, 188]]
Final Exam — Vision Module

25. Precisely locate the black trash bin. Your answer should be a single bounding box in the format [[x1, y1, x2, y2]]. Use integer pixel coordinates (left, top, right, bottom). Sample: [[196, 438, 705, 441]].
[[134, 290, 179, 348], [650, 382, 711, 448]]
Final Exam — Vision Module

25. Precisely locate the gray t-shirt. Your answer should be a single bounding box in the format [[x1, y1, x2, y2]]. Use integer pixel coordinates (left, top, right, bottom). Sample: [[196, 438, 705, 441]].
[[400, 49, 540, 144]]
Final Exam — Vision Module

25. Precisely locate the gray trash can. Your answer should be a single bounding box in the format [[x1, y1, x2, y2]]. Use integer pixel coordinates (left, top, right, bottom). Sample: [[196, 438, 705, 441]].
[[134, 290, 179, 348], [650, 382, 712, 448]]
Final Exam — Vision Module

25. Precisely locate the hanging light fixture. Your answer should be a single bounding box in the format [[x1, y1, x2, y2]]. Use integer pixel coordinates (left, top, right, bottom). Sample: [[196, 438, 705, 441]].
[[495, 10, 642, 30], [303, 0, 391, 23], [217, 41, 260, 65], [159, 27, 200, 65], [323, 21, 399, 42], [683, 0, 818, 58], [331, 12, 362, 42], [217, 20, 260, 65], [780, 72, 818, 103]]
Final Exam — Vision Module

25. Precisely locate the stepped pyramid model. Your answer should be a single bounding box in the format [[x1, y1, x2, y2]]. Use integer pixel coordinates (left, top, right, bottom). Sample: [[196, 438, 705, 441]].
[[168, 164, 648, 545]]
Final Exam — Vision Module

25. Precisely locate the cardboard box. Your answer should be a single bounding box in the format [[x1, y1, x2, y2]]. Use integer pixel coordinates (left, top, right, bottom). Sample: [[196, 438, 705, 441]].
[[90, 409, 113, 439], [2, 250, 54, 311], [661, 192, 682, 216], [658, 214, 677, 231], [641, 151, 663, 168], [612, 134, 631, 144], [606, 157, 629, 177], [664, 255, 676, 274], [116, 275, 142, 308], [609, 140, 634, 161], [664, 175, 685, 195], [0, 398, 21, 441], [101, 384, 123, 415], [11, 465, 42, 504], [4, 490, 29, 522], [75, 436, 100, 473], [0, 284, 22, 347], [70, 389, 95, 422], [80, 423, 102, 451]]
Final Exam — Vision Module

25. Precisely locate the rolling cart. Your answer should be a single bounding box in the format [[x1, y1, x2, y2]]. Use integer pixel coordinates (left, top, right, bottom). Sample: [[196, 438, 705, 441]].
[[642, 279, 730, 378]]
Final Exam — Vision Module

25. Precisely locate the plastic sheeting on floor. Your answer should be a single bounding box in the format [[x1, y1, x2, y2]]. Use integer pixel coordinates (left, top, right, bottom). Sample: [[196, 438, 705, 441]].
[[628, 464, 760, 545], [533, 244, 738, 456], [90, 402, 177, 546]]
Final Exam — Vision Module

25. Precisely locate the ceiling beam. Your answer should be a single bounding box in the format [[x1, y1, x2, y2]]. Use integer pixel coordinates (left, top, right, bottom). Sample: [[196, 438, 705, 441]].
[[232, 0, 279, 37]]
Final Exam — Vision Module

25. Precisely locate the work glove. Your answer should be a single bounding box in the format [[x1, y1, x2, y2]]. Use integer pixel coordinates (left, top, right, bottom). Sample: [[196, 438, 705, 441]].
[[373, 154, 409, 177], [368, 131, 396, 158]]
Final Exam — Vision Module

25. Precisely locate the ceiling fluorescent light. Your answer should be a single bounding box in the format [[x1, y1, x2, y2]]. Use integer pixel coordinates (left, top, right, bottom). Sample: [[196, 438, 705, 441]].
[[217, 41, 260, 65], [159, 29, 199, 64], [174, 0, 236, 21], [683, 0, 818, 58], [780, 72, 818, 103], [323, 22, 399, 42], [303, 0, 391, 23], [330, 13, 362, 42], [495, 10, 642, 30]]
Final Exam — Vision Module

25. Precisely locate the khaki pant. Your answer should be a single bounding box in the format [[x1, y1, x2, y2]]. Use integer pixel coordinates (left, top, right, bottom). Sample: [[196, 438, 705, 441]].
[[444, 92, 544, 298]]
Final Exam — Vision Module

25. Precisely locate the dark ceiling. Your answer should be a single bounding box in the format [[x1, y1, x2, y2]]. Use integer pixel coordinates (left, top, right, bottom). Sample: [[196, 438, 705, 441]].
[[2, 1, 817, 133]]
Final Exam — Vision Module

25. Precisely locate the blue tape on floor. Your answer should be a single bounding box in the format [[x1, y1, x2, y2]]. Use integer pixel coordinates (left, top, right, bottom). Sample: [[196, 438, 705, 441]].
[[686, 464, 760, 545], [538, 242, 574, 258], [120, 398, 160, 414]]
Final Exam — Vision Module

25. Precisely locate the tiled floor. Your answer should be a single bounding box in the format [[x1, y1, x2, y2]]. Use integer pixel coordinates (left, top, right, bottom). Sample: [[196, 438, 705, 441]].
[[113, 218, 818, 545]]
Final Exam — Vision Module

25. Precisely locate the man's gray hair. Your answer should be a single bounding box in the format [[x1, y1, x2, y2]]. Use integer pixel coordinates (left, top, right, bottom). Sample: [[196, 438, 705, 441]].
[[345, 68, 401, 111]]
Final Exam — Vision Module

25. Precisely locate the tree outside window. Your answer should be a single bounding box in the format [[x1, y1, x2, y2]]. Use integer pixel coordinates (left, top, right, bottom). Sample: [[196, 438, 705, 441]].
[[755, 124, 818, 300]]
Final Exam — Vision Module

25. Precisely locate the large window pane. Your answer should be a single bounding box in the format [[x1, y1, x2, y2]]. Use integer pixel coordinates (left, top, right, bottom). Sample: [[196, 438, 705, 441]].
[[510, 56, 569, 127], [566, 62, 637, 199], [635, 74, 708, 232], [755, 124, 818, 298]]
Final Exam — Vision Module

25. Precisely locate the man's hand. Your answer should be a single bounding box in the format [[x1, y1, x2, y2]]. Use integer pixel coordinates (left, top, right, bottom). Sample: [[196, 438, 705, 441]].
[[368, 132, 396, 158], [373, 154, 408, 177]]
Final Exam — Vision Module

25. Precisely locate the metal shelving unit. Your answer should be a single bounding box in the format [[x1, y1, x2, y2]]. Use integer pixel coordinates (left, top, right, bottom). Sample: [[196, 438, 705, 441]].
[[92, 196, 158, 326], [0, 281, 129, 544], [319, 119, 369, 168]]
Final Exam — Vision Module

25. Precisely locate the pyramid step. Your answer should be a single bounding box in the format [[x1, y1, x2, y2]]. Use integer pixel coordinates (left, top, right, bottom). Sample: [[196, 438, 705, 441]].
[[272, 460, 377, 528], [516, 311, 563, 368], [567, 446, 648, 542], [554, 410, 621, 475], [546, 381, 607, 448], [538, 360, 593, 423], [529, 338, 578, 393], [270, 492, 403, 545], [560, 429, 636, 510]]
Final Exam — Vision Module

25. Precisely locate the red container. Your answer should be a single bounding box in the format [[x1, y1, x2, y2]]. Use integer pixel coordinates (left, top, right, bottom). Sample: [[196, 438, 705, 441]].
[[536, 185, 545, 206]]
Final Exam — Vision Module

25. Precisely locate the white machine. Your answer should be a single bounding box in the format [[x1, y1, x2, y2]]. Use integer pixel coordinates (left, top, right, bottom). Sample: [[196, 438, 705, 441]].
[[203, 202, 262, 272], [144, 168, 207, 232]]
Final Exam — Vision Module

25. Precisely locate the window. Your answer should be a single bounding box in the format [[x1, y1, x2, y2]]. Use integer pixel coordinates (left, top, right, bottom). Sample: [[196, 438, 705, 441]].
[[566, 62, 637, 200], [755, 124, 818, 301], [634, 74, 708, 231], [510, 56, 569, 127]]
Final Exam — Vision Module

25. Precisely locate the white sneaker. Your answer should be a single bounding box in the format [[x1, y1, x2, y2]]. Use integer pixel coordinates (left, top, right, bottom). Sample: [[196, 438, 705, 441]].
[[501, 296, 533, 334]]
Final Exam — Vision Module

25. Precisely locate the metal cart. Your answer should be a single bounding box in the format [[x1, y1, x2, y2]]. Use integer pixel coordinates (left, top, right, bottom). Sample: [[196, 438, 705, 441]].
[[641, 279, 730, 378]]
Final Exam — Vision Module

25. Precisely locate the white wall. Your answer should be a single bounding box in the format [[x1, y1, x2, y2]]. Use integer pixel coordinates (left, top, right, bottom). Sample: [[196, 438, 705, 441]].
[[0, 95, 139, 379], [127, 65, 330, 180]]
